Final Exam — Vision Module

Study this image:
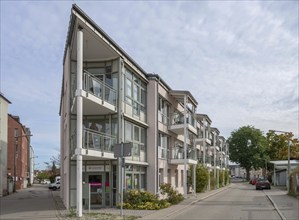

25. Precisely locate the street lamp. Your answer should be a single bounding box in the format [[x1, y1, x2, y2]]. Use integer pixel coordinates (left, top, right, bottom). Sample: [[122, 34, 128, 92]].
[[269, 130, 291, 192], [13, 133, 33, 192]]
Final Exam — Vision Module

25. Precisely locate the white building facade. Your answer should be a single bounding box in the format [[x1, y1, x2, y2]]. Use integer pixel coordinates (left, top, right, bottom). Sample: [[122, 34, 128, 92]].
[[60, 4, 229, 213], [0, 93, 11, 196]]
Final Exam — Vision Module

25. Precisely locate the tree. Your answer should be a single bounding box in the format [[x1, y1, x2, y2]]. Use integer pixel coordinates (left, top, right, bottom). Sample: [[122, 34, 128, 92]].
[[266, 131, 299, 160], [228, 126, 266, 180]]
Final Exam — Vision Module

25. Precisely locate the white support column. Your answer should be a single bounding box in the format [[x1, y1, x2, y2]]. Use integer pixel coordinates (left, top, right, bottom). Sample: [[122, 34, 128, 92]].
[[183, 95, 187, 197], [273, 164, 276, 186], [203, 123, 206, 167], [193, 164, 196, 195], [76, 27, 83, 218], [213, 134, 216, 179]]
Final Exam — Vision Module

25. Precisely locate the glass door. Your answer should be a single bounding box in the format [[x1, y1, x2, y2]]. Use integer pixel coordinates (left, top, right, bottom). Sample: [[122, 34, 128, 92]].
[[88, 174, 104, 208]]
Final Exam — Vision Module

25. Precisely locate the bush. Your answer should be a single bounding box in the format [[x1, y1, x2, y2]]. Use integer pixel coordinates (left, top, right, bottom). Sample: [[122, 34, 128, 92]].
[[210, 172, 216, 190], [159, 183, 184, 205], [121, 189, 171, 210], [219, 171, 224, 187], [224, 170, 229, 185], [188, 165, 209, 192]]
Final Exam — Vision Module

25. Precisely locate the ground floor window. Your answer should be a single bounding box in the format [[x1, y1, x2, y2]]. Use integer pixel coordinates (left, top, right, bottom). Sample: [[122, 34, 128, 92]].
[[125, 165, 146, 190]]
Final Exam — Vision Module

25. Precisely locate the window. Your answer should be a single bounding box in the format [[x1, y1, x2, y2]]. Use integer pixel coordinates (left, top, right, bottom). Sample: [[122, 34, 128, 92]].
[[159, 169, 163, 186], [158, 133, 169, 159], [181, 170, 183, 187], [124, 121, 146, 162], [158, 97, 170, 125], [125, 165, 146, 190], [175, 170, 178, 187], [125, 68, 146, 118], [167, 169, 171, 184]]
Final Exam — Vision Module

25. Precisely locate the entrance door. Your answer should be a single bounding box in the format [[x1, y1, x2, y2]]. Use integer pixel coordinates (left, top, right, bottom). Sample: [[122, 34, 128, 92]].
[[88, 174, 104, 208]]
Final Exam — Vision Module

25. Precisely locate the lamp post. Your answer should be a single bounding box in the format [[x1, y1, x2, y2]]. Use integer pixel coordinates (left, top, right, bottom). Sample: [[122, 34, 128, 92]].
[[269, 130, 291, 192], [13, 133, 33, 192]]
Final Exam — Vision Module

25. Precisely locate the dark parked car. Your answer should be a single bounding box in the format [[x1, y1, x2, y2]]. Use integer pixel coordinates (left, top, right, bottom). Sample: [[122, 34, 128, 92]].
[[256, 179, 271, 190]]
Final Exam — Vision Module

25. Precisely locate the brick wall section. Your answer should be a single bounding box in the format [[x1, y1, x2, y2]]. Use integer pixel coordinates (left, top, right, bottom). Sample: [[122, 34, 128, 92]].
[[7, 115, 29, 190]]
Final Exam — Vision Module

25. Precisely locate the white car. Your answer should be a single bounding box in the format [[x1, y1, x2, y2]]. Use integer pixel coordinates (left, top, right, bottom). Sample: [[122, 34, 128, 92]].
[[41, 179, 50, 184], [48, 181, 60, 190]]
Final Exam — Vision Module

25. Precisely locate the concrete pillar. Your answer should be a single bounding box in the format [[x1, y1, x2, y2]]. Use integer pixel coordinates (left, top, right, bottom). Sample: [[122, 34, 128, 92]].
[[76, 27, 83, 217]]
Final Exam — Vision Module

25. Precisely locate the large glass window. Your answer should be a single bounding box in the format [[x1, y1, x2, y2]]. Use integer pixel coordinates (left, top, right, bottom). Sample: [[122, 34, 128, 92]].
[[125, 165, 146, 190], [124, 121, 146, 162], [158, 133, 169, 159], [125, 68, 147, 118], [158, 97, 170, 125]]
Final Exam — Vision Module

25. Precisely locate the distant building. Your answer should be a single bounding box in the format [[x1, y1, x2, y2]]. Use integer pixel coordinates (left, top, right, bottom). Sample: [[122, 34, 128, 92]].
[[7, 115, 31, 191], [0, 93, 11, 196]]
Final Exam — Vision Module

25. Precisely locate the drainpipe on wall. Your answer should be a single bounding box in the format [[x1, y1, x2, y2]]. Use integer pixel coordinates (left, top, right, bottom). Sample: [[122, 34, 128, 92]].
[[76, 27, 83, 218]]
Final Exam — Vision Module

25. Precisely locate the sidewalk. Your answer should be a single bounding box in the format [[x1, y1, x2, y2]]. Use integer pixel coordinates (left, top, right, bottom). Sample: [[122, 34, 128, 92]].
[[140, 185, 231, 219], [264, 186, 299, 220], [77, 185, 231, 219]]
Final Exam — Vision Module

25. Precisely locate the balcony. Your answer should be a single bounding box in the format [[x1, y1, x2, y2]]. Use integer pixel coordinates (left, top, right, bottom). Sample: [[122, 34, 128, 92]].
[[168, 112, 197, 135], [71, 70, 117, 115], [168, 147, 197, 165], [194, 137, 212, 145], [210, 146, 220, 151], [71, 129, 117, 160]]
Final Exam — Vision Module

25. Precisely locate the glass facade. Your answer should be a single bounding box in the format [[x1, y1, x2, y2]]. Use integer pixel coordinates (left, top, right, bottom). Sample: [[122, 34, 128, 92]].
[[124, 121, 146, 162], [158, 97, 170, 125], [125, 165, 146, 190], [124, 68, 147, 121], [158, 133, 169, 159]]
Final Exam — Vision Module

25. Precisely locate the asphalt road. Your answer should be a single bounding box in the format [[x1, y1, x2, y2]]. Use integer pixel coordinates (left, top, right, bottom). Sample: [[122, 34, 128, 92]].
[[0, 184, 61, 220], [165, 183, 282, 220]]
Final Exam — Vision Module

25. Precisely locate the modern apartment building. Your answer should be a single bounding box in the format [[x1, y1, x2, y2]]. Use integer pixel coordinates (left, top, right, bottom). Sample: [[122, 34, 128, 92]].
[[0, 93, 11, 196], [60, 4, 229, 214]]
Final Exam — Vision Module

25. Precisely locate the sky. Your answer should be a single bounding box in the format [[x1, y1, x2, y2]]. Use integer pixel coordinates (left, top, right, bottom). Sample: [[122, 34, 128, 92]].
[[1, 1, 298, 170]]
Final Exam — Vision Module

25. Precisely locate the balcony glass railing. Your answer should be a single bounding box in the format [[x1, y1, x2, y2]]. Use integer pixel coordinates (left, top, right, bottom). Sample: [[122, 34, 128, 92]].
[[71, 129, 117, 155], [170, 112, 196, 128], [83, 128, 117, 153], [169, 147, 196, 160], [83, 70, 117, 106]]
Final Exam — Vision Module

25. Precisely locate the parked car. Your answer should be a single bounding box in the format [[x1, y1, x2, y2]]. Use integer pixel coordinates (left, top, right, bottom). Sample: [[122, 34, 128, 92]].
[[48, 181, 60, 190], [256, 179, 271, 190], [41, 179, 50, 184], [250, 178, 257, 185]]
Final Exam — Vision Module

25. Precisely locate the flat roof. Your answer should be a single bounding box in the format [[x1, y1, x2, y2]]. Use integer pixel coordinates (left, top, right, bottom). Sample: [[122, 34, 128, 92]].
[[269, 160, 299, 166]]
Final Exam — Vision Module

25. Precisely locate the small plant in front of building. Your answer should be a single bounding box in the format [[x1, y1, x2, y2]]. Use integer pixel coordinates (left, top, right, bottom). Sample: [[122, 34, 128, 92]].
[[159, 183, 184, 205], [210, 172, 216, 190], [120, 188, 173, 210], [68, 207, 76, 217], [188, 165, 209, 192], [121, 190, 161, 210]]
